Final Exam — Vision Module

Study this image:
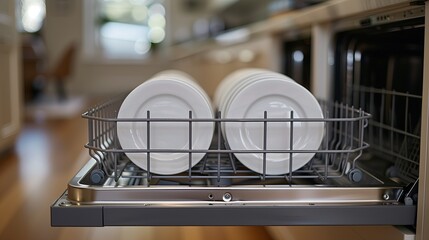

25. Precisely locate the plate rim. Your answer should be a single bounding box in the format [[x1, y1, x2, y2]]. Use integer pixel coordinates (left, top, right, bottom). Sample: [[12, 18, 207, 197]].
[[224, 77, 324, 175]]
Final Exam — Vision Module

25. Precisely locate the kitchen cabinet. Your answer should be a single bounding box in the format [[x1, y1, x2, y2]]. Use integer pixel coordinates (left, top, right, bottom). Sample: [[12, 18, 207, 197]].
[[0, 0, 21, 152]]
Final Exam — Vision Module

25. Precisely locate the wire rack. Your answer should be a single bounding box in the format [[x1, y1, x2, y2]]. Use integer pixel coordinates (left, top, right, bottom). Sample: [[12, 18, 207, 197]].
[[348, 85, 422, 184], [82, 95, 371, 186]]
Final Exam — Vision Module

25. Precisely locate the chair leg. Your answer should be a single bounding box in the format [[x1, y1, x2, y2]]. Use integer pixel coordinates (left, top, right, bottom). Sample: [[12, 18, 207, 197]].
[[55, 78, 67, 101]]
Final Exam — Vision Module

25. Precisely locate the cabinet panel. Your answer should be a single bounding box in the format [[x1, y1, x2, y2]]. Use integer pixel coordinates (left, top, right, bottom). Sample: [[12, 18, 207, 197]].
[[0, 49, 12, 131], [0, 0, 21, 152]]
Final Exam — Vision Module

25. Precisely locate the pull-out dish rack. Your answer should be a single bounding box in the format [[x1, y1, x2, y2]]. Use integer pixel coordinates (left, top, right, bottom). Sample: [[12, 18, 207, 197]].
[[51, 88, 418, 226]]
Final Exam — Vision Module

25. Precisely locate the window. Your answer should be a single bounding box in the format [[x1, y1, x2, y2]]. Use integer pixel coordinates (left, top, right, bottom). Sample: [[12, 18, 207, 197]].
[[18, 0, 46, 33], [84, 0, 167, 61]]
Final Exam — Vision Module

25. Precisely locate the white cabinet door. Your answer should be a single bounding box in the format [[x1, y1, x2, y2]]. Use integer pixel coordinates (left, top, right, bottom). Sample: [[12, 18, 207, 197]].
[[0, 0, 21, 152]]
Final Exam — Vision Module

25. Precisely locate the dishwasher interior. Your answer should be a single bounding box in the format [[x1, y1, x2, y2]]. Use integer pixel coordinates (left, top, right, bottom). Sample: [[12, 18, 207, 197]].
[[333, 7, 424, 208], [51, 4, 424, 227]]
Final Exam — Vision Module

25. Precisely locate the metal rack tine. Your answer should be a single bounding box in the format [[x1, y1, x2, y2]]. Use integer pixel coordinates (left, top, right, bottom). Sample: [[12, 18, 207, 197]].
[[262, 111, 267, 180], [146, 110, 151, 185], [217, 111, 222, 182], [324, 108, 329, 180], [188, 111, 193, 184], [288, 110, 294, 184]]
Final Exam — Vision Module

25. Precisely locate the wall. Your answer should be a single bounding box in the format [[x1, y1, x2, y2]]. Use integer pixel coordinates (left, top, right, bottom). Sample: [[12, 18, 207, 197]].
[[43, 0, 164, 96], [43, 0, 212, 96]]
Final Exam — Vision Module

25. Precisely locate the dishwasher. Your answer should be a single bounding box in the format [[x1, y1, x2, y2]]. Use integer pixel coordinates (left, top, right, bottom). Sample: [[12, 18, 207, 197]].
[[51, 2, 426, 237]]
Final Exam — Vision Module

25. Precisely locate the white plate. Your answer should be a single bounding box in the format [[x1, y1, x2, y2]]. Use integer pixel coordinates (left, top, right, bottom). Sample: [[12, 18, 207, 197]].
[[152, 71, 214, 111], [220, 72, 294, 114], [153, 69, 197, 83], [117, 77, 214, 175], [214, 68, 261, 108], [220, 72, 295, 137], [224, 78, 324, 175], [215, 68, 290, 110]]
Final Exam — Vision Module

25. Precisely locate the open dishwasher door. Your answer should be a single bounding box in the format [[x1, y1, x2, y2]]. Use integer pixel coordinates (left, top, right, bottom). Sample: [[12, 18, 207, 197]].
[[51, 97, 416, 227], [51, 160, 416, 227]]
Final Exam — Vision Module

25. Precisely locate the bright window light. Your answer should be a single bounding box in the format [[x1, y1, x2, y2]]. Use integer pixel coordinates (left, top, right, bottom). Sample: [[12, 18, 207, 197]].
[[148, 27, 165, 43], [20, 0, 46, 33], [97, 0, 166, 58]]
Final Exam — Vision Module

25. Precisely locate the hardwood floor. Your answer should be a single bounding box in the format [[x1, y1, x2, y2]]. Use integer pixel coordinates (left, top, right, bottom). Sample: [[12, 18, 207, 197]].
[[0, 114, 273, 240]]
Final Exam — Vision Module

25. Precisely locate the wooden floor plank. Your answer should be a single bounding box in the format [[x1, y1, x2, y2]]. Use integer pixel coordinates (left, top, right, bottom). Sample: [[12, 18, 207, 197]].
[[119, 227, 155, 240]]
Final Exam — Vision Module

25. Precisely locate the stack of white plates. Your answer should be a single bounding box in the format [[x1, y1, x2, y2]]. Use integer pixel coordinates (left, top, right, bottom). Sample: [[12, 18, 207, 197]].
[[215, 69, 324, 175], [117, 70, 214, 175]]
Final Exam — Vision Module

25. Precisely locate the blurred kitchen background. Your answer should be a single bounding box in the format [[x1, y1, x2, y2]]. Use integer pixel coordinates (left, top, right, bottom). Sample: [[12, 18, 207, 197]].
[[1, 0, 406, 240], [20, 0, 321, 106]]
